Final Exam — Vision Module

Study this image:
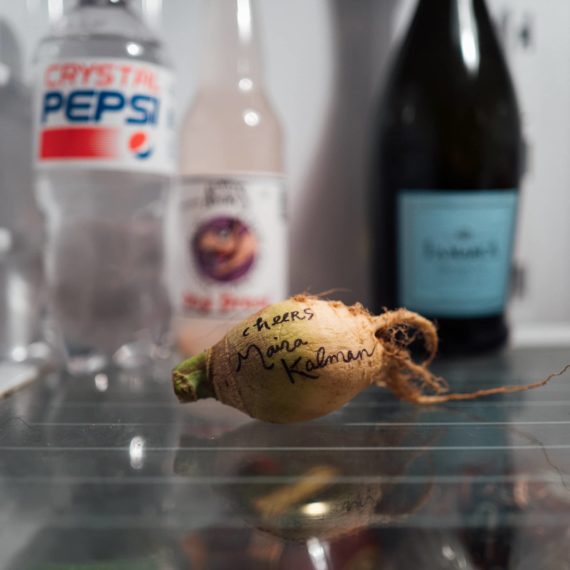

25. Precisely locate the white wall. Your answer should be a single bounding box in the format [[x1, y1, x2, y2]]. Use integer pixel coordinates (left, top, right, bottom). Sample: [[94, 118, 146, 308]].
[[493, 0, 570, 329]]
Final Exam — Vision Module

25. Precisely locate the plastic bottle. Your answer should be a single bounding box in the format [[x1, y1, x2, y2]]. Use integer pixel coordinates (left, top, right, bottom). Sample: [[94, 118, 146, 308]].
[[168, 0, 287, 356], [33, 0, 175, 374]]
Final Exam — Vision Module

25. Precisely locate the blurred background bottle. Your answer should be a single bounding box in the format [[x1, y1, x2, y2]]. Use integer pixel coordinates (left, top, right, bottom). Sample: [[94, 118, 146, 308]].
[[168, 0, 287, 356], [33, 0, 175, 374], [0, 20, 45, 364], [371, 0, 523, 354]]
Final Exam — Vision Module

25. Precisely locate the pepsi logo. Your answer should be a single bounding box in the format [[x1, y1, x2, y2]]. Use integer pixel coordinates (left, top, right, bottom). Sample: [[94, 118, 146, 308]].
[[129, 131, 153, 159]]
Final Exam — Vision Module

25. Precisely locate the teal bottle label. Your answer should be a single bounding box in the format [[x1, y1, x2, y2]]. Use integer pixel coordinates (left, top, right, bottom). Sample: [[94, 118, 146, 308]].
[[398, 190, 518, 317]]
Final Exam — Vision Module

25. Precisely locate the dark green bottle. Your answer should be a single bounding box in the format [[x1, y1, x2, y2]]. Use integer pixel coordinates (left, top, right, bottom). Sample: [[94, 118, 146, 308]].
[[371, 0, 523, 354]]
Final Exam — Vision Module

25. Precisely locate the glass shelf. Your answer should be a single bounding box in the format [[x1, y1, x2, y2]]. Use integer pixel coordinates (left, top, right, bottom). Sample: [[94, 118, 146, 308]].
[[1, 347, 570, 569]]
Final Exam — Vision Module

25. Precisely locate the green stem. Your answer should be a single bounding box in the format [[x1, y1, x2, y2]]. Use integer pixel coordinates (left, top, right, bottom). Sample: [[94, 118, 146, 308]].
[[172, 351, 215, 402]]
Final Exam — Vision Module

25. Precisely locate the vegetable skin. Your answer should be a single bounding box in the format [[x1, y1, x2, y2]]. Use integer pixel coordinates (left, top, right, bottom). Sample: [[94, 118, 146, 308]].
[[173, 295, 570, 423], [173, 295, 440, 422]]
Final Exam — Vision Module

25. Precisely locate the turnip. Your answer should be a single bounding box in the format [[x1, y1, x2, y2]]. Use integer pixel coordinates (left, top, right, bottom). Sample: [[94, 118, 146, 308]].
[[173, 295, 566, 423]]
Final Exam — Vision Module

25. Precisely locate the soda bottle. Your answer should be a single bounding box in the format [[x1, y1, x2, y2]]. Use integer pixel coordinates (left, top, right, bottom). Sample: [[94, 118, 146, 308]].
[[168, 0, 287, 356], [33, 0, 175, 374]]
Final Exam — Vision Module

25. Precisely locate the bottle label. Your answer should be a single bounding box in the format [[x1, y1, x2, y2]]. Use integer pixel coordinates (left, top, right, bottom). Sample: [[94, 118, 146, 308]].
[[34, 58, 175, 174], [398, 190, 518, 317], [169, 175, 288, 318]]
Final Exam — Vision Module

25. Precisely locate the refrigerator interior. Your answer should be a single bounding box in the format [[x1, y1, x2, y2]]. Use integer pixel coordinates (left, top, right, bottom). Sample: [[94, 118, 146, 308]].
[[1, 2, 570, 568], [2, 0, 568, 339]]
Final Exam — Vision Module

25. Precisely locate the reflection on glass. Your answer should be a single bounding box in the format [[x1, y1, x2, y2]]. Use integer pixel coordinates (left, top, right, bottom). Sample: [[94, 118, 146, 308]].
[[302, 501, 332, 518], [243, 109, 261, 127], [94, 372, 108, 392], [141, 0, 163, 26], [0, 228, 11, 252], [6, 527, 182, 569], [507, 468, 570, 569], [126, 42, 142, 56], [457, 0, 480, 74], [307, 537, 330, 570], [253, 465, 338, 520], [119, 370, 145, 392], [0, 19, 45, 364], [129, 435, 145, 470], [237, 0, 252, 42], [175, 419, 434, 542], [10, 345, 27, 362], [0, 61, 8, 85], [47, 0, 64, 23], [384, 529, 474, 569], [238, 77, 254, 92]]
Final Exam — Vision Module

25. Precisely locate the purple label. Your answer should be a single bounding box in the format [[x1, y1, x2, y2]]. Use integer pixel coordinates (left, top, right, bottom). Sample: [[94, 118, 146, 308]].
[[192, 217, 257, 282]]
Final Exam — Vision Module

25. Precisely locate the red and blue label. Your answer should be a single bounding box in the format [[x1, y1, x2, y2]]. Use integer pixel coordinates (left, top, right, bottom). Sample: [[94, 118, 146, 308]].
[[35, 58, 175, 174]]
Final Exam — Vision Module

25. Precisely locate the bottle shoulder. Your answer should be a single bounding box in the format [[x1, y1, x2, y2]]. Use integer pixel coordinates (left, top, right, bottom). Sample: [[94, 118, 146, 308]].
[[182, 89, 283, 135], [188, 87, 280, 114], [372, 3, 522, 191], [35, 5, 169, 66], [378, 49, 520, 140], [179, 90, 285, 176], [388, 44, 516, 102], [47, 5, 156, 41]]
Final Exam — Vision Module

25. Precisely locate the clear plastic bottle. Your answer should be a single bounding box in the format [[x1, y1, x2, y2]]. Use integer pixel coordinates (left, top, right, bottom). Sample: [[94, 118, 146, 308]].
[[168, 0, 287, 356], [33, 0, 175, 374], [0, 20, 45, 363]]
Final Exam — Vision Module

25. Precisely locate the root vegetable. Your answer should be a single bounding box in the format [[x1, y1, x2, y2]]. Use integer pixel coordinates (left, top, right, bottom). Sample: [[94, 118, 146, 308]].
[[172, 295, 567, 423]]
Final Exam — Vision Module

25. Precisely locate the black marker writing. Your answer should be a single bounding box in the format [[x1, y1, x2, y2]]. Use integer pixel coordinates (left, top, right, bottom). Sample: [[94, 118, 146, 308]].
[[241, 307, 315, 337], [235, 338, 308, 372], [304, 344, 377, 373], [281, 357, 319, 384], [236, 344, 274, 372]]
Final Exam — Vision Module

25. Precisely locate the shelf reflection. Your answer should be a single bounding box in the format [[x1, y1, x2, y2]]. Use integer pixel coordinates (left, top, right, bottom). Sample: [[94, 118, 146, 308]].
[[175, 415, 435, 542]]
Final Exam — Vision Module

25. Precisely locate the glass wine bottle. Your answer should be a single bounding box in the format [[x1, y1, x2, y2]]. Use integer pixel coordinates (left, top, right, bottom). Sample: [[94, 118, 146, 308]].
[[371, 0, 523, 354]]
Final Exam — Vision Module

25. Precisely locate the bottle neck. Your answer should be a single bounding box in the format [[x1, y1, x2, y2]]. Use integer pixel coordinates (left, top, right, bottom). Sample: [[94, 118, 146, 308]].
[[413, 0, 489, 23], [410, 0, 495, 74], [199, 0, 264, 89]]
